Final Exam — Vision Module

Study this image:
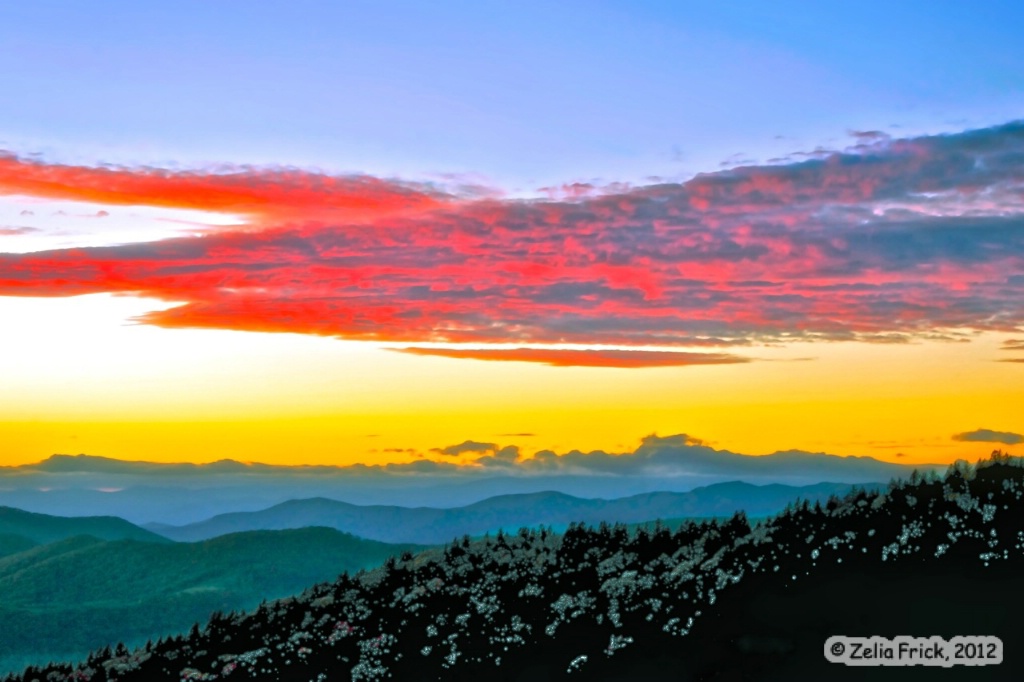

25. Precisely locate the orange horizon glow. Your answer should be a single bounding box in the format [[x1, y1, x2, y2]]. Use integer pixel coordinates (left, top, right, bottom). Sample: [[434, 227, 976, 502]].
[[0, 293, 1019, 470]]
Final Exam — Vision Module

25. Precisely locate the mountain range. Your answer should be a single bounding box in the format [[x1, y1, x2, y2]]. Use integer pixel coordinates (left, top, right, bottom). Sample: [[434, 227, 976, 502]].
[[0, 476, 887, 673], [146, 480, 879, 544], [0, 442, 939, 525], [11, 454, 1020, 681]]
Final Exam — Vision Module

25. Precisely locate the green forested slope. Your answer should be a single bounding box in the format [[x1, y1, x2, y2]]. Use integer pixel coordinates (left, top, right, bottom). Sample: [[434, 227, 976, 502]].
[[0, 534, 37, 559], [0, 527, 427, 674], [0, 506, 168, 545]]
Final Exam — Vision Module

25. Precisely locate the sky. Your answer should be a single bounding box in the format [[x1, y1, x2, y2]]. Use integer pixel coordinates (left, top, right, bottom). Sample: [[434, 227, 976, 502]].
[[1, 1, 1022, 469]]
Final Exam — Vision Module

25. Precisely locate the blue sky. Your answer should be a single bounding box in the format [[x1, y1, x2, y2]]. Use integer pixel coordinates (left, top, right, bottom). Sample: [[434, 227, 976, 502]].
[[2, 1, 1022, 196]]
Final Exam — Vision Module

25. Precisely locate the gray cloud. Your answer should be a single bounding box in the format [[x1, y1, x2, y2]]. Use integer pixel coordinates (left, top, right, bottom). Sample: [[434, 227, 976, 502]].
[[848, 130, 891, 144], [952, 429, 1024, 445], [431, 440, 498, 457], [455, 433, 931, 485], [471, 446, 523, 469]]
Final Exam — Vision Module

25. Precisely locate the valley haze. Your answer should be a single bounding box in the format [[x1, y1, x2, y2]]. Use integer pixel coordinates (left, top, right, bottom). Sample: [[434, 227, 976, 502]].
[[1, 436, 940, 526]]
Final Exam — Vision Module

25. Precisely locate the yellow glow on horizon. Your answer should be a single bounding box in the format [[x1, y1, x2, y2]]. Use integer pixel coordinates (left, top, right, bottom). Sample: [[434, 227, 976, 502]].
[[0, 294, 1020, 468]]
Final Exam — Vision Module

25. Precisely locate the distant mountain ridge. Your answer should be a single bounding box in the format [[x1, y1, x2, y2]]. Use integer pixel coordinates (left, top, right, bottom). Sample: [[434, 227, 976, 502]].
[[5, 448, 932, 478], [0, 442, 940, 526], [149, 480, 881, 544], [0, 506, 169, 545]]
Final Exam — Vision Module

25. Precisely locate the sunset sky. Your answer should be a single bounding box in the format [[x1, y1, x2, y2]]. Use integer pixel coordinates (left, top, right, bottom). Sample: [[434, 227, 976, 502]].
[[1, 1, 1022, 468]]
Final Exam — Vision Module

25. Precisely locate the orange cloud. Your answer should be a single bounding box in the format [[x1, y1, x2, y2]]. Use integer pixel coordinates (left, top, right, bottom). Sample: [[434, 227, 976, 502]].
[[397, 347, 749, 368]]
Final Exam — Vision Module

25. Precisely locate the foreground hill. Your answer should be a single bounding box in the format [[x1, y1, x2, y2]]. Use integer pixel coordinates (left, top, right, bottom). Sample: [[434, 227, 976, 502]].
[[0, 528, 428, 675], [0, 506, 168, 545], [14, 454, 1024, 681], [150, 481, 873, 544]]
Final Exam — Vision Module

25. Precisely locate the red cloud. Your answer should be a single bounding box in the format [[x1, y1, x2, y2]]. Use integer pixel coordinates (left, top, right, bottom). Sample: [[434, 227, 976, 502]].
[[1, 122, 1023, 360], [396, 347, 749, 368], [0, 153, 450, 227]]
